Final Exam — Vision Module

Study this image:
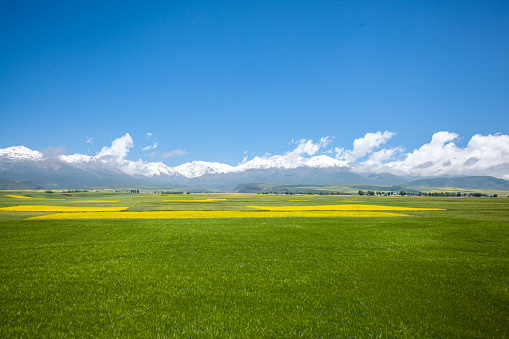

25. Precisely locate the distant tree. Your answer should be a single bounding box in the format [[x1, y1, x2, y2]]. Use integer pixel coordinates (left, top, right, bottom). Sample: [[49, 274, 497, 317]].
[[358, 190, 365, 195]]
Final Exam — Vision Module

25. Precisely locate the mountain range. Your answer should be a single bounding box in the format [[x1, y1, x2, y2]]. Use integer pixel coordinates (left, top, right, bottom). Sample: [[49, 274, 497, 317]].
[[1, 145, 508, 191]]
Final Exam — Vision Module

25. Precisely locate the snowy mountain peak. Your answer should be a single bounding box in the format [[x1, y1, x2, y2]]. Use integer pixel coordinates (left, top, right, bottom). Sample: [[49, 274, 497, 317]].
[[0, 145, 349, 180], [59, 154, 96, 164], [175, 161, 235, 178], [135, 161, 181, 177], [304, 155, 347, 168], [0, 146, 43, 161], [236, 154, 347, 171]]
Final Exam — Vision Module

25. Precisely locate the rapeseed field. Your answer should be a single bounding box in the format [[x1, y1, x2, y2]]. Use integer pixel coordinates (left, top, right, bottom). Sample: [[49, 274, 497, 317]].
[[0, 205, 128, 212], [0, 191, 508, 338], [28, 210, 412, 219]]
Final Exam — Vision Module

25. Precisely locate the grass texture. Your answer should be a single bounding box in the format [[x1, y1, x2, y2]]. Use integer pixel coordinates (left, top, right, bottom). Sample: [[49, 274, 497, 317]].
[[0, 191, 508, 337]]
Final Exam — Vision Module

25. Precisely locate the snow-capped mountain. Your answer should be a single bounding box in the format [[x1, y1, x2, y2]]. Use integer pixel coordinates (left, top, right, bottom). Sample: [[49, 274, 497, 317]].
[[0, 144, 405, 189], [53, 146, 347, 179], [58, 153, 96, 164], [121, 160, 182, 178], [236, 154, 345, 172], [0, 146, 43, 161], [175, 161, 235, 178]]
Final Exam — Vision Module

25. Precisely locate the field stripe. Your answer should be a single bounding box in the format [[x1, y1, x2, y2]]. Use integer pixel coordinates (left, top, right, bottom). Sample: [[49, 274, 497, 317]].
[[0, 206, 129, 212], [5, 195, 65, 201], [26, 210, 414, 219], [163, 199, 227, 202], [246, 204, 445, 211], [71, 200, 120, 202]]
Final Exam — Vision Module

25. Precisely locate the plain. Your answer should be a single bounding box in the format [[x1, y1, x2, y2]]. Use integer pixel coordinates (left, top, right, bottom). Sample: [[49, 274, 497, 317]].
[[0, 191, 508, 337]]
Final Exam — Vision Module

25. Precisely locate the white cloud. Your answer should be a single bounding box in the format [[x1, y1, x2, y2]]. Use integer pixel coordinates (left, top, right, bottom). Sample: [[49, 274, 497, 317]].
[[54, 131, 509, 180], [239, 151, 249, 165], [146, 132, 152, 139], [95, 133, 133, 163], [336, 131, 395, 162], [288, 137, 331, 157], [365, 146, 405, 164], [142, 142, 158, 151], [161, 149, 187, 159], [353, 132, 509, 179], [41, 146, 66, 158], [86, 137, 94, 144], [236, 137, 342, 170]]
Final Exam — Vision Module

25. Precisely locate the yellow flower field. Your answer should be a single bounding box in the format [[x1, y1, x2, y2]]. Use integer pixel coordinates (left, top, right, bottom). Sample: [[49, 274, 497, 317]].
[[27, 210, 413, 220], [5, 195, 64, 201], [0, 206, 129, 212], [246, 204, 445, 211], [6, 195, 38, 199], [163, 199, 227, 202], [72, 200, 120, 202]]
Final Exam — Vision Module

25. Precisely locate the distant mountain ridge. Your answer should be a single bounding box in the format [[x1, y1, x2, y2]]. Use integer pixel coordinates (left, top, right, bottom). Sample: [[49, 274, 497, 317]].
[[0, 179, 45, 190], [406, 176, 509, 190], [1, 145, 509, 190]]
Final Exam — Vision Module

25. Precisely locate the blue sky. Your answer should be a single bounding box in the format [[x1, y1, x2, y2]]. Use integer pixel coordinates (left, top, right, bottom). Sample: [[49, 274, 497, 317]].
[[1, 0, 508, 166]]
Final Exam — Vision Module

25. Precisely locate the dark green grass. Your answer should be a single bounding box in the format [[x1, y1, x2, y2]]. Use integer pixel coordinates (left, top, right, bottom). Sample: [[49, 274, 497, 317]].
[[0, 192, 508, 337]]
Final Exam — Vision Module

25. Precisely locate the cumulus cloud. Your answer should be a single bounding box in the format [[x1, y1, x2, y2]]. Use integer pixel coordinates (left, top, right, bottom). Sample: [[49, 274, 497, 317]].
[[161, 149, 187, 159], [146, 132, 152, 139], [53, 131, 509, 180], [336, 131, 395, 162], [354, 132, 509, 179], [95, 133, 133, 163], [236, 136, 342, 170], [288, 137, 331, 157], [364, 146, 405, 164]]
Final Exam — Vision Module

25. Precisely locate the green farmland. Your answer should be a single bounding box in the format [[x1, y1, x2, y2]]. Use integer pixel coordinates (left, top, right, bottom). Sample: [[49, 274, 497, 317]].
[[0, 191, 508, 337]]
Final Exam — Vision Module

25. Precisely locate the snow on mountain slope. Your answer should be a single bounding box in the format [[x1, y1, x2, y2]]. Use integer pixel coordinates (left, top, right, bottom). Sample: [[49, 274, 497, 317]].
[[0, 146, 43, 161], [175, 161, 235, 178], [58, 154, 96, 163], [1, 145, 347, 180], [235, 154, 347, 172], [121, 160, 181, 177], [59, 154, 181, 177], [304, 155, 347, 168]]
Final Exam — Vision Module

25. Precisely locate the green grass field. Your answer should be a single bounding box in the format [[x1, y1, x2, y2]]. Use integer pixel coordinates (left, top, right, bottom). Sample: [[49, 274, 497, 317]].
[[1, 191, 508, 337]]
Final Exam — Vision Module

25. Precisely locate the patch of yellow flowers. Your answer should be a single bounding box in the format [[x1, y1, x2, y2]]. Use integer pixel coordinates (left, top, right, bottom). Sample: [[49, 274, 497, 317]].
[[5, 195, 64, 201], [72, 200, 120, 203], [247, 205, 445, 211], [5, 195, 39, 199], [0, 206, 128, 212], [163, 199, 227, 202], [27, 210, 413, 220], [0, 202, 444, 220]]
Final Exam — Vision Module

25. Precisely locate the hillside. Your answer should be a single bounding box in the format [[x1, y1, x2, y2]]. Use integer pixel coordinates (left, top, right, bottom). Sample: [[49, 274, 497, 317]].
[[0, 179, 45, 190], [406, 176, 509, 190]]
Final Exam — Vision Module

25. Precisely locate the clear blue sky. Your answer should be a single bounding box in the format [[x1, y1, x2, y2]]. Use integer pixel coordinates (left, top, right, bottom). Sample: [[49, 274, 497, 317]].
[[1, 0, 508, 165]]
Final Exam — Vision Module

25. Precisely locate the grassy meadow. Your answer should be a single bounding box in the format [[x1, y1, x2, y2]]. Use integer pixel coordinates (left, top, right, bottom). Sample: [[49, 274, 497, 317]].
[[0, 191, 508, 337]]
